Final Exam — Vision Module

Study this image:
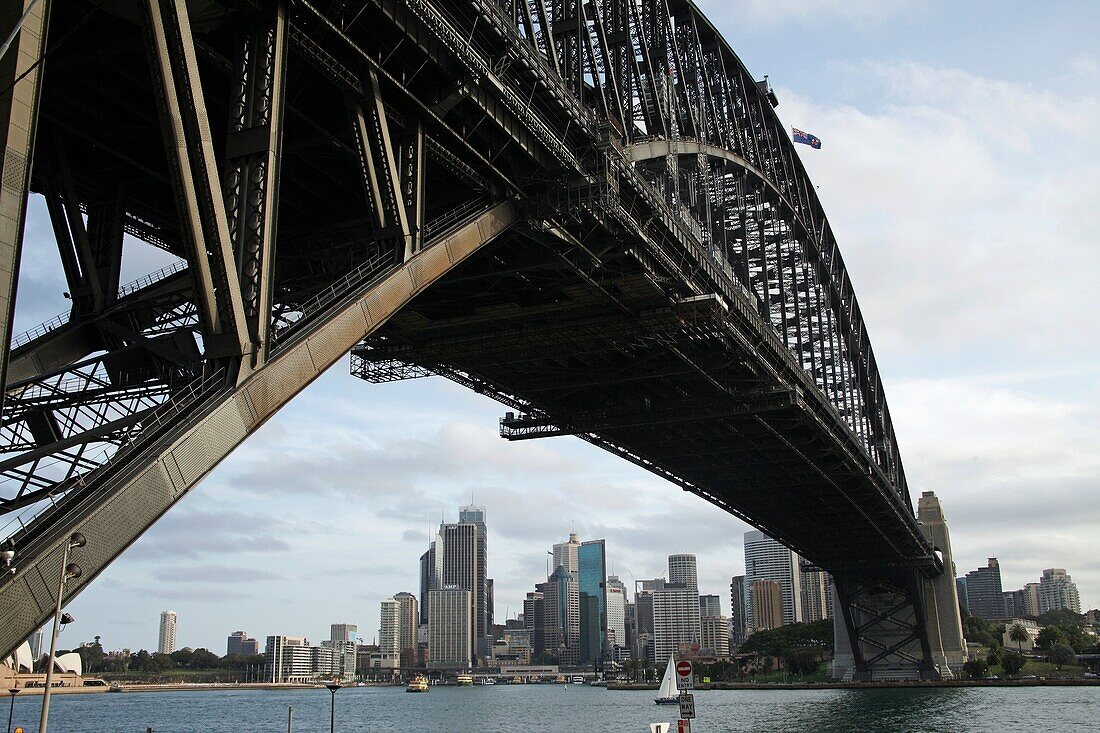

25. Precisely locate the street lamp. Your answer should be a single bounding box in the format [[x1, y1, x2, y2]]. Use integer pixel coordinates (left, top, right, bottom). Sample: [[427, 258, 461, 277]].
[[38, 532, 85, 733], [6, 688, 18, 733], [324, 683, 341, 733]]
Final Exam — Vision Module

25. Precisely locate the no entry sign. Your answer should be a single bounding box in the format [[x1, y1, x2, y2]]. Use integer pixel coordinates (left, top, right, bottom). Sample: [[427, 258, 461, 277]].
[[675, 660, 694, 690]]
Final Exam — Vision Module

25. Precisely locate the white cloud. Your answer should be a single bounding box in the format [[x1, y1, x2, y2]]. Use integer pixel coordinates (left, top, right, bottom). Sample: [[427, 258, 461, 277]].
[[697, 0, 916, 30]]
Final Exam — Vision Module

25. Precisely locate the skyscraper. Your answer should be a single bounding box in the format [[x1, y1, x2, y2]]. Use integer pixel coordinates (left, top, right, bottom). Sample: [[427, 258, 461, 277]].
[[379, 598, 402, 670], [1038, 569, 1081, 614], [701, 615, 731, 657], [458, 505, 491, 659], [743, 530, 802, 630], [955, 577, 969, 613], [964, 558, 1003, 619], [441, 520, 481, 661], [418, 537, 441, 625], [524, 590, 546, 659], [750, 579, 783, 631], [539, 564, 580, 665], [606, 576, 627, 651], [800, 560, 832, 622], [668, 554, 698, 591], [28, 628, 45, 660], [729, 575, 747, 647], [158, 611, 178, 654], [428, 587, 473, 669], [578, 539, 607, 665], [552, 532, 580, 573], [652, 581, 700, 665], [227, 631, 259, 657]]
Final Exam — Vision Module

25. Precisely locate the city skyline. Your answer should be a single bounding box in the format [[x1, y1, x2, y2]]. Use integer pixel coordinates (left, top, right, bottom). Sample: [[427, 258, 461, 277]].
[[22, 0, 1099, 652]]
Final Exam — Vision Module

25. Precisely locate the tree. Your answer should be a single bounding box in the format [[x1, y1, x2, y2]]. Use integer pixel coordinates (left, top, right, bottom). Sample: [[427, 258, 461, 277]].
[[1036, 626, 1066, 650], [1008, 623, 1029, 653], [1036, 609, 1084, 627], [961, 659, 988, 679], [986, 649, 1001, 668], [1049, 643, 1076, 671], [782, 647, 820, 677], [1001, 651, 1026, 677]]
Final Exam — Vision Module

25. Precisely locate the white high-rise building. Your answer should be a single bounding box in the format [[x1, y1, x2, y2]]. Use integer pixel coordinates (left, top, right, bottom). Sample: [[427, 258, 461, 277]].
[[743, 530, 802, 631], [158, 611, 178, 654], [394, 592, 420, 661], [379, 598, 402, 670], [606, 576, 627, 648], [668, 554, 698, 591], [552, 532, 581, 574], [701, 615, 730, 657], [800, 561, 832, 622], [264, 635, 312, 683], [428, 587, 473, 670], [652, 583, 700, 665], [1038, 569, 1081, 614]]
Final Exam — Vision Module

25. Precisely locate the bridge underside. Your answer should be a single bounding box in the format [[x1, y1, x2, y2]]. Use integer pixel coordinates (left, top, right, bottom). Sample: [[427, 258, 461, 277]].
[[0, 0, 964, 678]]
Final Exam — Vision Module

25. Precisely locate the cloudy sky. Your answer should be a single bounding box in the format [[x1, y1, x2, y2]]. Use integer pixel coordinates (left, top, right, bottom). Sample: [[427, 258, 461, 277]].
[[13, 1, 1099, 652]]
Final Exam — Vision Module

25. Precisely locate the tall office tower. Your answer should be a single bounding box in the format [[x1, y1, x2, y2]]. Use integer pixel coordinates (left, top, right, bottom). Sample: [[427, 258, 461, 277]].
[[394, 592, 420, 664], [329, 624, 358, 643], [652, 575, 701, 665], [264, 636, 311, 683], [458, 505, 490, 658], [227, 630, 257, 656], [486, 578, 494, 630], [1023, 582, 1041, 616], [158, 611, 178, 654], [553, 532, 581, 573], [800, 560, 832, 622], [1039, 569, 1082, 614], [964, 558, 1003, 619], [633, 579, 663, 662], [701, 615, 730, 656], [320, 639, 357, 678], [729, 576, 747, 647], [1003, 590, 1025, 618], [743, 530, 802, 630], [578, 539, 608, 665], [524, 591, 546, 658], [428, 587, 473, 669], [418, 536, 441, 625], [606, 576, 628, 649], [538, 565, 580, 663], [668, 554, 698, 591], [955, 577, 969, 613], [624, 601, 636, 658], [379, 598, 402, 670], [699, 594, 721, 619], [441, 521, 481, 661], [750, 579, 784, 631]]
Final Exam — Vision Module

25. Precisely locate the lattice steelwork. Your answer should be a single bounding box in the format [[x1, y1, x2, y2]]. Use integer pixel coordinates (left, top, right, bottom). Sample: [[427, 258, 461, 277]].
[[0, 0, 959, 680]]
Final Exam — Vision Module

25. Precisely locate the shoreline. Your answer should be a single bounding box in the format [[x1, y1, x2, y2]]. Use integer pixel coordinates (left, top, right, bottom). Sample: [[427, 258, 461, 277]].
[[609, 678, 1100, 691]]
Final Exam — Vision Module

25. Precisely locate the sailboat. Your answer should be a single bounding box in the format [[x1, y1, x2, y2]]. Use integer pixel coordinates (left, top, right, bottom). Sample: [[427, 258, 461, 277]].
[[655, 657, 679, 705]]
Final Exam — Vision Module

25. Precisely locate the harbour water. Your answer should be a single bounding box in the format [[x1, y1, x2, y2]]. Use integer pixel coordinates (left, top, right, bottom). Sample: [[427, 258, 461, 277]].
[[6, 683, 1098, 732]]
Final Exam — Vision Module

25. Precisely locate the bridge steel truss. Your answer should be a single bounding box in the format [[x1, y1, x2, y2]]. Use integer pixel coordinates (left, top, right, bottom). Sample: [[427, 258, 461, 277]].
[[0, 0, 963, 679]]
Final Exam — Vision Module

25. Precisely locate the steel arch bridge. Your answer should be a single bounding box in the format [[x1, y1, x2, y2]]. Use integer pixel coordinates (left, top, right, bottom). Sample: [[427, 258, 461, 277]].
[[0, 0, 964, 679]]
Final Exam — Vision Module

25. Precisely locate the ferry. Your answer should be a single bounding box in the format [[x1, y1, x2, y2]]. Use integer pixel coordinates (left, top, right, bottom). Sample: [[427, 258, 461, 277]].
[[457, 673, 474, 686], [478, 677, 496, 685], [571, 675, 585, 685], [405, 675, 429, 693]]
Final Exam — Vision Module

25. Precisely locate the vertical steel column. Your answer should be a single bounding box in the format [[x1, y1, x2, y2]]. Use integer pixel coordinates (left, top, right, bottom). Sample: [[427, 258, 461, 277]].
[[0, 0, 50, 403], [223, 1, 288, 367]]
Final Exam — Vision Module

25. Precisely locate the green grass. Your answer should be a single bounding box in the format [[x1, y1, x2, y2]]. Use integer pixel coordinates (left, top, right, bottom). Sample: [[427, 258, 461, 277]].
[[989, 659, 1087, 679]]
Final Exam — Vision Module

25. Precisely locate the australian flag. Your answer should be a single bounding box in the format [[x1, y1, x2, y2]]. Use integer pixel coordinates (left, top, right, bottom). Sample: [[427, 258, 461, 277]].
[[792, 128, 822, 149]]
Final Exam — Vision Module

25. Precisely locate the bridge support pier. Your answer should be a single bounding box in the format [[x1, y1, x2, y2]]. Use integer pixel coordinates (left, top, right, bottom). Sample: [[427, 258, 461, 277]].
[[830, 491, 967, 681]]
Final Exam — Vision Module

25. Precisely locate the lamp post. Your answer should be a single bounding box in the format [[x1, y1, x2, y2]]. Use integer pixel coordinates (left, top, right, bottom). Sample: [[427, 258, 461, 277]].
[[6, 688, 18, 733], [324, 683, 340, 733], [38, 532, 85, 733]]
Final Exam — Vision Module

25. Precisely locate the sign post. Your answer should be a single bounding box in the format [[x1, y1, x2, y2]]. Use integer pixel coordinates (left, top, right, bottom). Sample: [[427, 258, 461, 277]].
[[675, 660, 694, 690], [678, 693, 695, 720], [677, 720, 691, 733]]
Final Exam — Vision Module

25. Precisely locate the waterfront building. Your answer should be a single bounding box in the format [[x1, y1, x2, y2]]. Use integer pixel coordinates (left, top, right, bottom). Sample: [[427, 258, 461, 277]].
[[394, 592, 420, 665], [668, 554, 698, 591], [320, 639, 357, 678], [553, 532, 581, 573], [701, 615, 731, 657], [743, 530, 802, 630], [379, 598, 402, 671], [1038, 568, 1082, 614], [158, 611, 178, 654], [441, 520, 483, 661], [699, 594, 721, 619], [330, 623, 358, 644], [227, 631, 259, 657], [750, 579, 784, 631], [964, 558, 1003, 619], [428, 587, 473, 670], [606, 576, 627, 650], [539, 564, 580, 664], [264, 636, 312, 683], [729, 575, 747, 647], [578, 539, 607, 665]]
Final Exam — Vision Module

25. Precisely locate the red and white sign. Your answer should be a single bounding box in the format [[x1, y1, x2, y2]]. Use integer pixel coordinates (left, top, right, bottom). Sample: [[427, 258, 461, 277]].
[[675, 660, 694, 690], [678, 720, 692, 733]]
